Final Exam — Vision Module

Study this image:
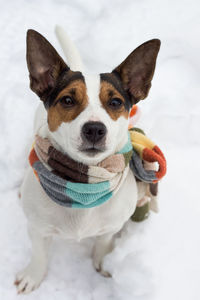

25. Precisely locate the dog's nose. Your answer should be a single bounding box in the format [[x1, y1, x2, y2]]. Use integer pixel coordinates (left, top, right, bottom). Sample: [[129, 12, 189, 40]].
[[82, 122, 107, 144]]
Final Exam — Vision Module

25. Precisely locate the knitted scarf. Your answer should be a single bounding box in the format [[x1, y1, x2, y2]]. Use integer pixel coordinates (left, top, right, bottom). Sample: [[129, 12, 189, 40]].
[[29, 129, 166, 209]]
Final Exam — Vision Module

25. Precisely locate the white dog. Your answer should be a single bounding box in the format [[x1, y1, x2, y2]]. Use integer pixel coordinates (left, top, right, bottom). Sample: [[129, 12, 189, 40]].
[[15, 27, 160, 294]]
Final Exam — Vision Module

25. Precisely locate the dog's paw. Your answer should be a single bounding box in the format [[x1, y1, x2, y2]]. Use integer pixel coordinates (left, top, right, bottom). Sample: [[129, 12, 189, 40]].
[[14, 265, 45, 294], [93, 258, 112, 278]]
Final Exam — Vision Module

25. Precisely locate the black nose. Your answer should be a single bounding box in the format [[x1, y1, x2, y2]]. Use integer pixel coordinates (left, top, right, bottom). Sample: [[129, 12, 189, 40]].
[[82, 122, 107, 144]]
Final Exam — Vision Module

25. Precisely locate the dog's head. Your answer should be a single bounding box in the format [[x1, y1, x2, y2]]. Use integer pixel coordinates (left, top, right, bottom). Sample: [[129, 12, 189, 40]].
[[26, 30, 160, 165]]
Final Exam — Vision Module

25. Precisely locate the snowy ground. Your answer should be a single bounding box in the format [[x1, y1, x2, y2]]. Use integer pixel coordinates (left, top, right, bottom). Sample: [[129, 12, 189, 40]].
[[0, 0, 200, 299]]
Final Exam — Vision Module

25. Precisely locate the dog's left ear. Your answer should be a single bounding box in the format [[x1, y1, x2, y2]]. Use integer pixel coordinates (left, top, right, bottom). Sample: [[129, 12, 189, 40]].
[[26, 29, 69, 101], [112, 39, 161, 104]]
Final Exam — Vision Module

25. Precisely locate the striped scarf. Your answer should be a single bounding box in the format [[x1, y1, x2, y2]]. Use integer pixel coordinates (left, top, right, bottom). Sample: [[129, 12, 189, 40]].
[[29, 129, 166, 209]]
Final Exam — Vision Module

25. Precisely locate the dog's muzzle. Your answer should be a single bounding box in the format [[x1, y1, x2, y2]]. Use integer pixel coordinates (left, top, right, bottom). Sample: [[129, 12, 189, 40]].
[[80, 121, 107, 155], [82, 122, 107, 143]]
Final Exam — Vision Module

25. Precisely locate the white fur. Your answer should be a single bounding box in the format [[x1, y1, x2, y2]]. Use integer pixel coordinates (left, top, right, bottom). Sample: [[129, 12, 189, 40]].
[[15, 28, 147, 294], [55, 25, 84, 72]]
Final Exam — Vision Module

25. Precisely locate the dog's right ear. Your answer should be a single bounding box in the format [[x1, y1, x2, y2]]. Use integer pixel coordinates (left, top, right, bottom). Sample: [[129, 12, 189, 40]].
[[112, 39, 161, 104], [26, 29, 69, 100]]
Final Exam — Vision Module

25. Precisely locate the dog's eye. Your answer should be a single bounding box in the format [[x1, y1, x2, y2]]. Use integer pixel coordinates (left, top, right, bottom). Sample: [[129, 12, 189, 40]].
[[108, 98, 123, 108], [60, 96, 75, 108]]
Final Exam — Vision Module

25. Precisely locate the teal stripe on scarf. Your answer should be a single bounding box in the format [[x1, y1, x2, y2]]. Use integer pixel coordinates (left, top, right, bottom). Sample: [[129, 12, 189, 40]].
[[67, 180, 110, 193], [66, 181, 111, 205], [71, 191, 113, 208], [117, 132, 132, 154]]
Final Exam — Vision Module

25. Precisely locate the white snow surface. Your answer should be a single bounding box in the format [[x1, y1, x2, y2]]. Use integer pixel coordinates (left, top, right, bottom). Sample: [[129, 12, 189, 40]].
[[0, 0, 200, 299]]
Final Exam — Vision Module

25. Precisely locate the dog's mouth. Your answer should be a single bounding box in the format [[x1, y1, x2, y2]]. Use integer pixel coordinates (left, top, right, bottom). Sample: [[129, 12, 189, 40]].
[[79, 145, 106, 157], [79, 144, 106, 156]]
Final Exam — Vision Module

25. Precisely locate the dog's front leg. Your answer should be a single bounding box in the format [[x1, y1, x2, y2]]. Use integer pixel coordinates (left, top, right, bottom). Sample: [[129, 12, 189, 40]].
[[15, 226, 52, 294], [92, 232, 116, 277]]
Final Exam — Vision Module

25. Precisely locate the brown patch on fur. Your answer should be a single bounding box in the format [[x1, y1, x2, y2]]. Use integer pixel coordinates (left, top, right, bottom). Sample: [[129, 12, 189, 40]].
[[99, 81, 129, 121], [48, 80, 88, 131]]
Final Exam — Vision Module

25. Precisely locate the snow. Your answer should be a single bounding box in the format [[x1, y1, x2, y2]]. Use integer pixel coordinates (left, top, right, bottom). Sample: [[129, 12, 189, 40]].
[[0, 0, 200, 299]]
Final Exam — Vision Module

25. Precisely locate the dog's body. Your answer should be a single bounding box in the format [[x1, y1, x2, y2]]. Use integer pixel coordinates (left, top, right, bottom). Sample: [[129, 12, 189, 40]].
[[22, 101, 138, 240], [15, 27, 160, 293]]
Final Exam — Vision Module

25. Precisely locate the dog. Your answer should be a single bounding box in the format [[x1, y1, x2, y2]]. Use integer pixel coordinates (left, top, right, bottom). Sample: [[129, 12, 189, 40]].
[[15, 27, 160, 294]]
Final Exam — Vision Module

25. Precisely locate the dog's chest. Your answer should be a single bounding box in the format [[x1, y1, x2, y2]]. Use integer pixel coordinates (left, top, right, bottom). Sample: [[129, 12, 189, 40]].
[[21, 166, 138, 241]]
